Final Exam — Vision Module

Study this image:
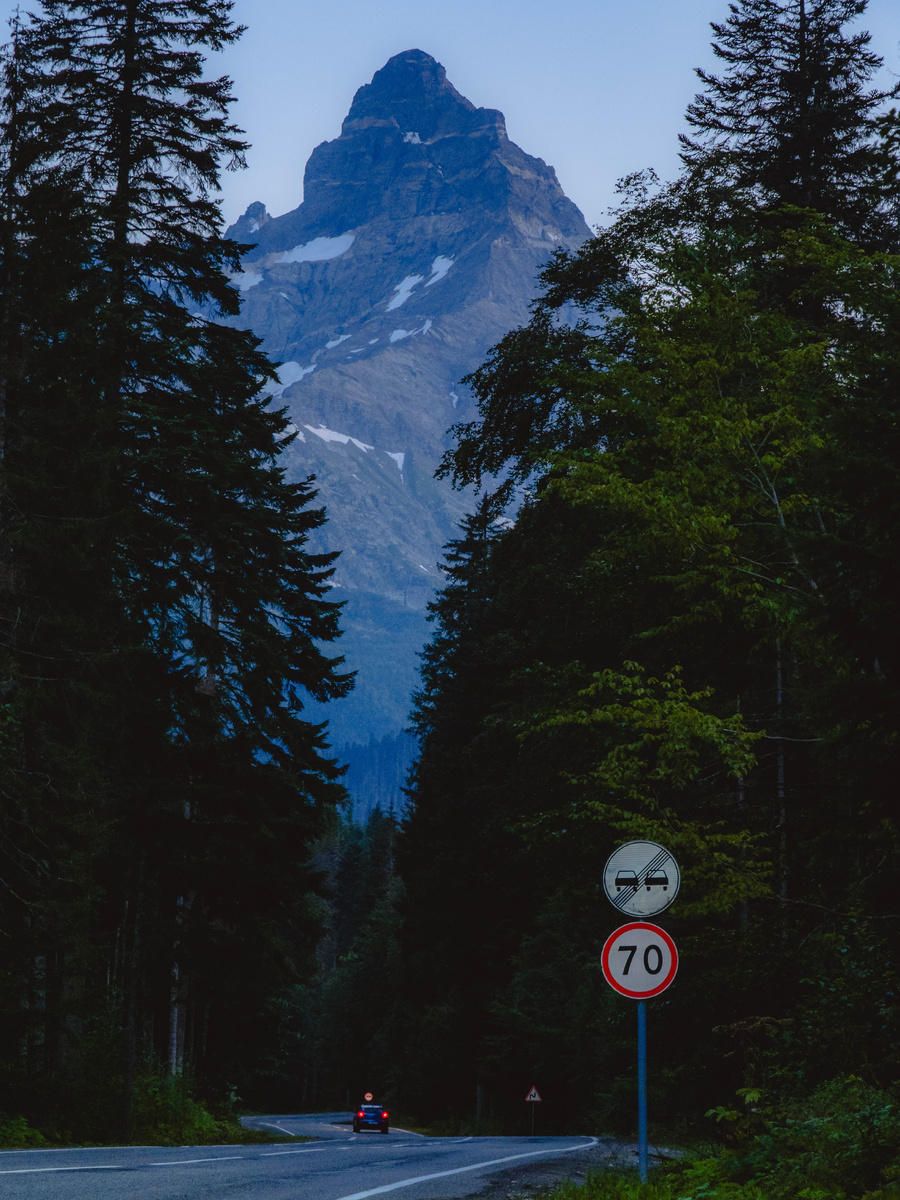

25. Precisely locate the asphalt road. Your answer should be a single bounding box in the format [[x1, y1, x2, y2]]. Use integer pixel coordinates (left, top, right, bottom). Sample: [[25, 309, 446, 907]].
[[0, 1111, 599, 1200]]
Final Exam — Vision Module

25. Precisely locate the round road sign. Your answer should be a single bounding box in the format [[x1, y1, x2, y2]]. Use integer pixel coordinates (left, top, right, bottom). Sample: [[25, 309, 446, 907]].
[[601, 922, 678, 999], [363, 1092, 374, 1102], [602, 841, 680, 917]]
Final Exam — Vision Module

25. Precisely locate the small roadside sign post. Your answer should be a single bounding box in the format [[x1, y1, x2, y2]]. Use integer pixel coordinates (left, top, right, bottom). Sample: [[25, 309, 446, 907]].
[[525, 1086, 541, 1136], [601, 922, 678, 1183], [601, 842, 680, 1185]]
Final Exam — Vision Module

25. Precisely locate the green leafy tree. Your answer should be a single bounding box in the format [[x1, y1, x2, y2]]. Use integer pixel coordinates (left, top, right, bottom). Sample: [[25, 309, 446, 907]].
[[400, 0, 900, 1128]]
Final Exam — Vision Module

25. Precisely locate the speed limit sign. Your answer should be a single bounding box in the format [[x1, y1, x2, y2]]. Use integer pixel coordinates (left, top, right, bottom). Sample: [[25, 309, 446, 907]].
[[601, 922, 678, 999]]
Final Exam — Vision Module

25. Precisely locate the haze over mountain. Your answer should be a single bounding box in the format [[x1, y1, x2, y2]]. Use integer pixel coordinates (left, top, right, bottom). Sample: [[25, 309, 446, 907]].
[[224, 49, 590, 811]]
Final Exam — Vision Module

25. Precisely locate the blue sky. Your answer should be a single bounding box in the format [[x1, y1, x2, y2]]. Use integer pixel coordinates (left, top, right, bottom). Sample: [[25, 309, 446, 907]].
[[219, 0, 900, 230], [2, 0, 899, 230]]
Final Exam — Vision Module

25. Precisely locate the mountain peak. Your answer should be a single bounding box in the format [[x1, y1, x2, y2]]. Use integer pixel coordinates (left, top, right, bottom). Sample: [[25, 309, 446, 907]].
[[287, 50, 576, 235], [343, 49, 492, 137], [350, 49, 471, 110], [223, 52, 590, 749]]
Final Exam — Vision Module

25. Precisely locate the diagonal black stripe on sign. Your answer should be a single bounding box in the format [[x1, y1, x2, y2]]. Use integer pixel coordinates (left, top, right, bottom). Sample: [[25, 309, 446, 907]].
[[637, 849, 669, 885], [610, 848, 671, 909]]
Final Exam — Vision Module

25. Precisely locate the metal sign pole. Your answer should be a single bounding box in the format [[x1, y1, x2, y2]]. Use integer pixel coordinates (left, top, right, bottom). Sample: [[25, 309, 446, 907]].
[[637, 1000, 647, 1184], [601, 844, 680, 1188]]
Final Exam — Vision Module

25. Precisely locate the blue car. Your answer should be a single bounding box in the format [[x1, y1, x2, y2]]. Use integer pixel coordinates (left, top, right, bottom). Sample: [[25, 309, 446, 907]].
[[353, 1103, 389, 1134]]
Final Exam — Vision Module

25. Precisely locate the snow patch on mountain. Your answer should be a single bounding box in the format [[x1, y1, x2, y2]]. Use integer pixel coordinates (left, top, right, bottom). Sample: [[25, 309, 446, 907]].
[[276, 233, 355, 264], [305, 425, 375, 452], [326, 334, 352, 349], [425, 255, 454, 286], [386, 452, 405, 471], [269, 361, 315, 395], [387, 274, 424, 310], [403, 131, 422, 144], [390, 319, 433, 343], [232, 269, 263, 291]]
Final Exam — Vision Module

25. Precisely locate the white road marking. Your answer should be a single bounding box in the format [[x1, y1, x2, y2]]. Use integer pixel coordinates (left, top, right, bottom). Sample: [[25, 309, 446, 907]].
[[0, 1134, 599, 1188], [256, 1121, 298, 1137], [0, 1166, 121, 1175], [147, 1155, 246, 1166], [260, 1148, 332, 1157], [333, 1138, 600, 1200]]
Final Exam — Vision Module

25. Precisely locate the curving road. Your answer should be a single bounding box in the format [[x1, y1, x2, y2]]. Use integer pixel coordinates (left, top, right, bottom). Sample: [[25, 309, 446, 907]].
[[0, 1111, 599, 1200]]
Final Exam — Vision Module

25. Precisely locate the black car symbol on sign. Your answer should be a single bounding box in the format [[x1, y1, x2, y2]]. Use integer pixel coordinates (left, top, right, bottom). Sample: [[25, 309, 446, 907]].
[[615, 870, 639, 891], [645, 870, 668, 891]]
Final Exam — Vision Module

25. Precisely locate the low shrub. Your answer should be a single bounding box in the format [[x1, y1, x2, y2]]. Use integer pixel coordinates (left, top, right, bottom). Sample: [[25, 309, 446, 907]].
[[736, 1075, 900, 1199], [541, 1075, 900, 1200], [0, 1113, 49, 1149], [541, 1158, 767, 1200]]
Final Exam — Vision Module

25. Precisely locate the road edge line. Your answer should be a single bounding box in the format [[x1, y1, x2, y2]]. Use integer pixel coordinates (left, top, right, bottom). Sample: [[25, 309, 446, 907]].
[[333, 1137, 600, 1200]]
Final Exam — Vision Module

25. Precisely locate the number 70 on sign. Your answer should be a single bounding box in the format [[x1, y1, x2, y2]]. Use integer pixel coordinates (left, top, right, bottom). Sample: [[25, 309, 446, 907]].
[[601, 922, 678, 999]]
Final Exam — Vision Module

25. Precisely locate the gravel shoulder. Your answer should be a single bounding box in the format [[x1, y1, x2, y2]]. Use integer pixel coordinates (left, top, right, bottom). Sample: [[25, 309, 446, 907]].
[[451, 1139, 674, 1200]]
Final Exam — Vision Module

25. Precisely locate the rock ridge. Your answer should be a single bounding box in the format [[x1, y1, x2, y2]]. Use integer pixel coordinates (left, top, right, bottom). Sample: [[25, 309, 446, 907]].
[[240, 49, 586, 246], [223, 51, 591, 750]]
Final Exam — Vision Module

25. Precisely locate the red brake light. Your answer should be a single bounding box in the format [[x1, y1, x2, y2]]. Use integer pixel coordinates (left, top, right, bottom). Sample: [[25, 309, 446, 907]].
[[357, 1111, 364, 1118], [382, 1111, 389, 1119]]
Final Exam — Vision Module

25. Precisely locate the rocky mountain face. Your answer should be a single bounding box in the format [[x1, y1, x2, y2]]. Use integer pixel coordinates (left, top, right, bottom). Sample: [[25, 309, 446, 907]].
[[225, 49, 590, 813]]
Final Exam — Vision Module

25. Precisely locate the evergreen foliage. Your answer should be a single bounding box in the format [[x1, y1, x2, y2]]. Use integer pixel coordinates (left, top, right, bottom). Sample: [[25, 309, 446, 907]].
[[396, 0, 900, 1144], [244, 808, 402, 1112], [0, 0, 349, 1137], [681, 0, 900, 248], [2, 0, 899, 1166]]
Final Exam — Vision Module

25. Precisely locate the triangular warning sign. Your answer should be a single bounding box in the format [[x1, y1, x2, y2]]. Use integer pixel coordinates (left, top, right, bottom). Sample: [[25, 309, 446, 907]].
[[525, 1086, 542, 1102]]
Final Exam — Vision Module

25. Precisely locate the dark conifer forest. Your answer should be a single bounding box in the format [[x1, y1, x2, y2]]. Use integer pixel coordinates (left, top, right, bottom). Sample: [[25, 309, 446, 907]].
[[1, 1, 900, 1190], [0, 0, 350, 1142]]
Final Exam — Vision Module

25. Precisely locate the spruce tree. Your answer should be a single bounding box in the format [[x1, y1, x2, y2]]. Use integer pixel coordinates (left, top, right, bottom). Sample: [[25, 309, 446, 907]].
[[681, 0, 900, 248], [0, 14, 132, 1116], [1, 0, 352, 1129]]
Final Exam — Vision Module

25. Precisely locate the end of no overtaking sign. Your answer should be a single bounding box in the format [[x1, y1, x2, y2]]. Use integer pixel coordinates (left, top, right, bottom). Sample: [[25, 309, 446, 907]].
[[601, 921, 678, 999]]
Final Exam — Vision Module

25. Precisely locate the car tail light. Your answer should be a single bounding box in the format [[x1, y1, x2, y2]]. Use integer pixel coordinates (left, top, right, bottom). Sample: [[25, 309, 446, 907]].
[[382, 1111, 389, 1119], [357, 1111, 364, 1118]]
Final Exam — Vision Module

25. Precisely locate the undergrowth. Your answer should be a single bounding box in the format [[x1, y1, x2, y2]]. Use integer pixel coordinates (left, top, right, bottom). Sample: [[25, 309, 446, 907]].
[[0, 1068, 311, 1149], [544, 1075, 900, 1200]]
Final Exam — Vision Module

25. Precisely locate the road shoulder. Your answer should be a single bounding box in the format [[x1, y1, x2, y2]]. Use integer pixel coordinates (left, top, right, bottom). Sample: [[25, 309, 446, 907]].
[[446, 1140, 640, 1199]]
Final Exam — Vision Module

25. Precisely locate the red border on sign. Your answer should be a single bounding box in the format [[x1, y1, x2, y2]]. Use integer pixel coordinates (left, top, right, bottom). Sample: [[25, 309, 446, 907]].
[[601, 922, 678, 999]]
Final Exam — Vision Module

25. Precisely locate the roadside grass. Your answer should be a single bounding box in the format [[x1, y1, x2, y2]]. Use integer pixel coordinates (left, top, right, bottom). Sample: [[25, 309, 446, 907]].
[[537, 1158, 898, 1200], [1, 1070, 317, 1150], [0, 1109, 314, 1150], [536, 1159, 770, 1200], [535, 1075, 900, 1200]]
